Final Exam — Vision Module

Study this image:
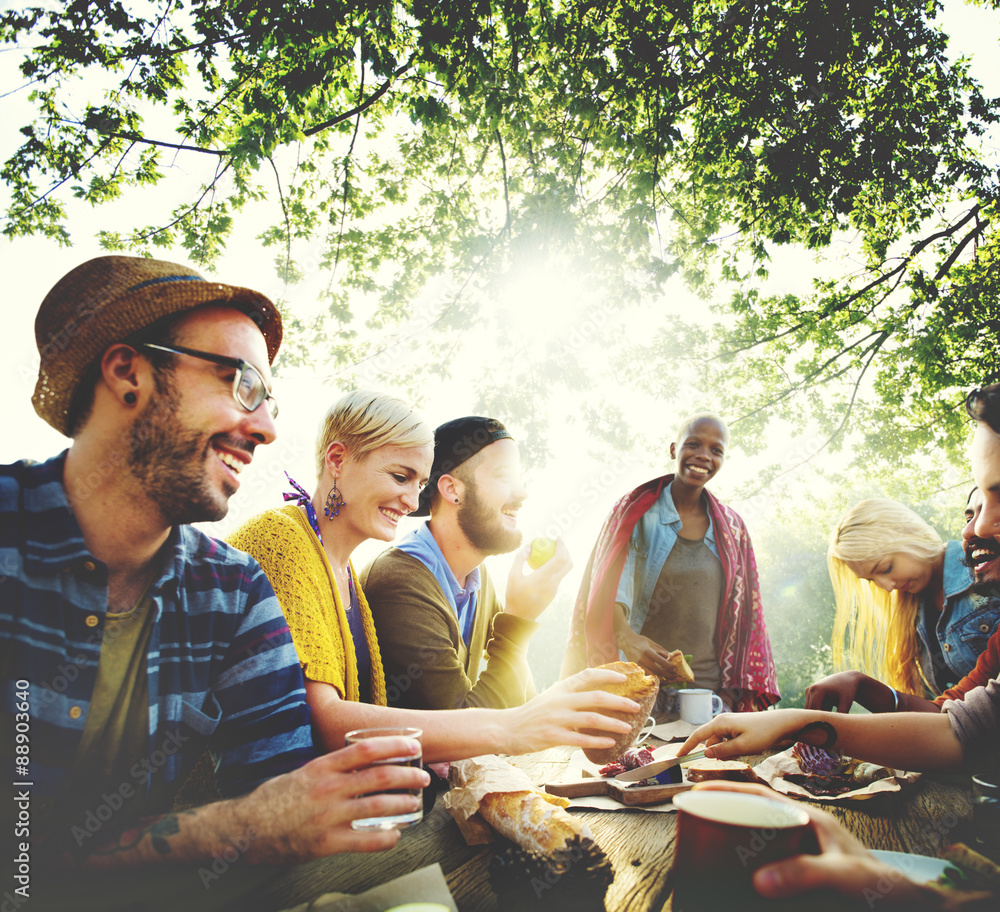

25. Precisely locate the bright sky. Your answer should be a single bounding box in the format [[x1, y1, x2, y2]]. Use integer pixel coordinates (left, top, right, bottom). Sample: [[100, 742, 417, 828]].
[[1, 0, 997, 595]]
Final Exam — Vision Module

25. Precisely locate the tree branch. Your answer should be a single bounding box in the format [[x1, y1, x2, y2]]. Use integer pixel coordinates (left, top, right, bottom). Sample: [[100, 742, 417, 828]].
[[718, 205, 984, 359], [96, 132, 228, 155], [730, 328, 887, 424], [267, 155, 291, 285], [129, 159, 234, 243], [303, 56, 414, 137], [934, 215, 990, 282], [332, 45, 367, 275], [496, 128, 511, 236], [737, 331, 888, 498]]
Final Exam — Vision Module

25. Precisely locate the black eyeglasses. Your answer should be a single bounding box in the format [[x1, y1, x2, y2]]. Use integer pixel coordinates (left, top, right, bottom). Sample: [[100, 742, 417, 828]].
[[141, 343, 278, 419]]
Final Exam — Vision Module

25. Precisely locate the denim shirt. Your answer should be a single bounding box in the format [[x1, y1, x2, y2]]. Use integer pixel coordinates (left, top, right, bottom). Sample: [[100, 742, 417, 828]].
[[615, 482, 720, 635], [916, 540, 1000, 692]]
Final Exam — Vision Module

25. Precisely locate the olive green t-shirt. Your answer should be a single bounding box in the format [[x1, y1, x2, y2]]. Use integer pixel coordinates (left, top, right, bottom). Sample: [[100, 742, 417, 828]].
[[43, 594, 158, 853], [641, 535, 724, 693]]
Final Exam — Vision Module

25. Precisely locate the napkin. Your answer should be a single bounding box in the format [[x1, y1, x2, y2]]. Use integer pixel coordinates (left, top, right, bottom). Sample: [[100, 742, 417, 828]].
[[277, 862, 457, 912], [647, 720, 701, 742]]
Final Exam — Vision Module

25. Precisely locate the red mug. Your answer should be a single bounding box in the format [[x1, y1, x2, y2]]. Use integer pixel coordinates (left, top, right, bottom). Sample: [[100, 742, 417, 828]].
[[672, 789, 818, 912]]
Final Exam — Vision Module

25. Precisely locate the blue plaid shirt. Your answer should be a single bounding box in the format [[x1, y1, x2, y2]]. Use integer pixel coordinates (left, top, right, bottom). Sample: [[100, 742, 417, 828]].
[[0, 452, 316, 811]]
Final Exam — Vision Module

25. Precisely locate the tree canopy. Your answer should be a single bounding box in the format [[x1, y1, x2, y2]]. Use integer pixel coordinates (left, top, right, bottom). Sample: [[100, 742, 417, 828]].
[[2, 0, 997, 478]]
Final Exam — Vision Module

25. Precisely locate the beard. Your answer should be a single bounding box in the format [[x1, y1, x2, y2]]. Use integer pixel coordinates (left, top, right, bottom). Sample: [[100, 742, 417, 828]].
[[456, 483, 523, 556], [127, 372, 241, 525], [964, 535, 1000, 591]]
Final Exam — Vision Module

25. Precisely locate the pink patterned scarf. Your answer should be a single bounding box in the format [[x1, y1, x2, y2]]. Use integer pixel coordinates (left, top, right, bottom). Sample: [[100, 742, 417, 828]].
[[561, 475, 779, 712]]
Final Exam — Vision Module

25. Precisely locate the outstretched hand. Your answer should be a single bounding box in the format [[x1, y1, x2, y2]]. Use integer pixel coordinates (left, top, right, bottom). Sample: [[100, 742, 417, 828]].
[[503, 667, 640, 754], [504, 537, 573, 622], [677, 708, 814, 760]]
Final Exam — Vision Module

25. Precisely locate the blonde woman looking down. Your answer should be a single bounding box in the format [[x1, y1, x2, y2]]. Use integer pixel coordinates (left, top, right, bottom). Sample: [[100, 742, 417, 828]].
[[807, 496, 1000, 714], [228, 390, 639, 762]]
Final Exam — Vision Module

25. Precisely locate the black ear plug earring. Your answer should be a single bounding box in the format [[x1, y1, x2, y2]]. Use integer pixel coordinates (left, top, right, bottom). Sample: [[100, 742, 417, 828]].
[[124, 392, 137, 405]]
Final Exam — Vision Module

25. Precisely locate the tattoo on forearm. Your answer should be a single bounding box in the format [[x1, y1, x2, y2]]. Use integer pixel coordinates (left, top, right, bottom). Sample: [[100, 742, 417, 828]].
[[791, 721, 838, 749], [92, 812, 190, 858], [149, 815, 182, 854]]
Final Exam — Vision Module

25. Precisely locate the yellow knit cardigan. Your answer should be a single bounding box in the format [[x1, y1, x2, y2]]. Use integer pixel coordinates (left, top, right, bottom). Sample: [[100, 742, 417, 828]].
[[227, 505, 387, 705]]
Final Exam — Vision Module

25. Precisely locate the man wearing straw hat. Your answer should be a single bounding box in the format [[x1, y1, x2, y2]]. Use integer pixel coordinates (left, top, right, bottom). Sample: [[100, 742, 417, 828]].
[[0, 257, 427, 901]]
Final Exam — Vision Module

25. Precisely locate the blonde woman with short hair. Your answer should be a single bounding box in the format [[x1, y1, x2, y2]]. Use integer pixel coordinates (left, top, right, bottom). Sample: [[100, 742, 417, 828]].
[[806, 495, 1000, 713]]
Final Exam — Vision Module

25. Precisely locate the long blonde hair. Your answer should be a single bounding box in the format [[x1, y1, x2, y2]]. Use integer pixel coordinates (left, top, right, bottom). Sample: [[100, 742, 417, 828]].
[[828, 498, 945, 695], [315, 390, 432, 478]]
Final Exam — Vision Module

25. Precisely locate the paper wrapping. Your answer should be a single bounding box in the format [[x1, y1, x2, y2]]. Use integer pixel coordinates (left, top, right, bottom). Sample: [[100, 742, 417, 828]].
[[444, 755, 569, 822], [444, 755, 596, 852], [753, 746, 921, 802]]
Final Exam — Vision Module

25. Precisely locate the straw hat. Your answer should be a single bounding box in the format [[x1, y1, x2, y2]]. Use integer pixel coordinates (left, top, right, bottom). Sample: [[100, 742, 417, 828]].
[[32, 255, 283, 436]]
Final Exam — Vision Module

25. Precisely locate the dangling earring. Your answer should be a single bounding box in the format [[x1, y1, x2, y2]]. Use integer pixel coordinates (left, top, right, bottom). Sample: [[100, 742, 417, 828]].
[[324, 478, 346, 518]]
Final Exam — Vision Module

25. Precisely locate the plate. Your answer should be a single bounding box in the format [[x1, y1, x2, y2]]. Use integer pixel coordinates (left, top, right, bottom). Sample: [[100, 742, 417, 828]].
[[871, 849, 950, 884]]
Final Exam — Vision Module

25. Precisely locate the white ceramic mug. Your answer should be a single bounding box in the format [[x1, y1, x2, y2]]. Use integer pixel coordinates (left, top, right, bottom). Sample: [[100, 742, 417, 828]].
[[678, 688, 724, 725], [634, 715, 657, 748]]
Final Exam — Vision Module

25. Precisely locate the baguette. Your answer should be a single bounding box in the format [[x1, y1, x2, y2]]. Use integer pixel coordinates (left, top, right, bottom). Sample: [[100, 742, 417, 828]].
[[480, 789, 593, 856], [581, 661, 660, 765], [445, 755, 594, 856]]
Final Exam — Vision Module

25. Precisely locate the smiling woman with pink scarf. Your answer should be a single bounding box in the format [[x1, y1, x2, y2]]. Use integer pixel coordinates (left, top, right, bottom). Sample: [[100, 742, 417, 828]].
[[561, 413, 779, 713]]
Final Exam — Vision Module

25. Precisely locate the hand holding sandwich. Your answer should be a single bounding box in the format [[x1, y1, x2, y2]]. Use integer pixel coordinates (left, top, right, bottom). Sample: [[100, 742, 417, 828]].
[[496, 667, 640, 755], [612, 602, 694, 683]]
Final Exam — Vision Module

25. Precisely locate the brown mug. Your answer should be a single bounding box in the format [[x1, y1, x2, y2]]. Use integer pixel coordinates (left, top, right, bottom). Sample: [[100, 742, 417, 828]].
[[672, 789, 818, 912]]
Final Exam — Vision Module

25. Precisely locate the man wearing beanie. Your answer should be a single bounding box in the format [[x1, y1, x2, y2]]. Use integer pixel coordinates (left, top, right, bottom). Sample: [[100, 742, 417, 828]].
[[0, 257, 428, 906], [362, 417, 572, 710]]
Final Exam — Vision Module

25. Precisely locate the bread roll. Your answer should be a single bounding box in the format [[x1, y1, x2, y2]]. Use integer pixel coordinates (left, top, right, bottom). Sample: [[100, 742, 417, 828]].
[[581, 661, 660, 765], [663, 651, 695, 684]]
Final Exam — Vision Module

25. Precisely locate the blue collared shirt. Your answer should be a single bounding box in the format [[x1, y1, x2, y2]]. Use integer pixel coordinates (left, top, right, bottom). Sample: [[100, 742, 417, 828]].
[[395, 521, 480, 646], [615, 481, 720, 634], [916, 540, 1000, 692], [0, 453, 316, 807]]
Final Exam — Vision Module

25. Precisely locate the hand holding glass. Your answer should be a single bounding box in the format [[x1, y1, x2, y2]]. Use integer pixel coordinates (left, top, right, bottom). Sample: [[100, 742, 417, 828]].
[[345, 727, 424, 830]]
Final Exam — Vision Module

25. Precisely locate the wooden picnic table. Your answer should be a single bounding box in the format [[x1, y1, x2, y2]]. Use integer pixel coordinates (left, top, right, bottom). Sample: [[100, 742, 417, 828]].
[[241, 741, 979, 912]]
